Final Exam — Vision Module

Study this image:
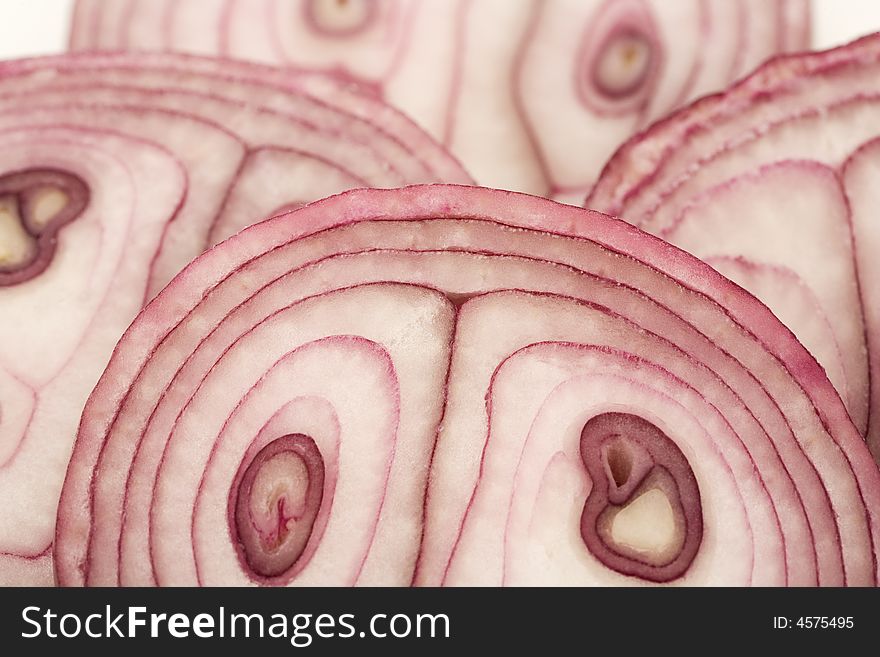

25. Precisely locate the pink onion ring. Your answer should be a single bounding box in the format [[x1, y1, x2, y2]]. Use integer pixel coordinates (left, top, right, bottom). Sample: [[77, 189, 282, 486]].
[[70, 0, 809, 198], [0, 52, 467, 585], [55, 185, 880, 586]]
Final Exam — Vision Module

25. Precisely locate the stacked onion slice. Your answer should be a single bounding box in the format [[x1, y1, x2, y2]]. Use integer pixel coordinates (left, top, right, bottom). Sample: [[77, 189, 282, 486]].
[[0, 53, 468, 585], [69, 0, 809, 199], [56, 185, 880, 586], [0, 52, 470, 294], [589, 33, 880, 459]]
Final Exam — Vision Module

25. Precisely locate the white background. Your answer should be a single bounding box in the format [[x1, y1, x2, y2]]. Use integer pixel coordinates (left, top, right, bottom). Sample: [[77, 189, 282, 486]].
[[0, 0, 879, 60]]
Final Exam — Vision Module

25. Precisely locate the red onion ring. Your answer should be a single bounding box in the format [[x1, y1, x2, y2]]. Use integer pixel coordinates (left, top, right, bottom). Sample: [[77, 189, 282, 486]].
[[589, 33, 880, 461], [0, 52, 467, 585], [70, 0, 809, 198], [55, 185, 880, 586]]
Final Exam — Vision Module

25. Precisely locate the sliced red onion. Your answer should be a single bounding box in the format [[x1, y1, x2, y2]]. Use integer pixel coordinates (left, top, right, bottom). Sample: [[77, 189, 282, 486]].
[[69, 0, 809, 198], [56, 185, 880, 586], [588, 34, 880, 460], [0, 53, 468, 585], [0, 52, 470, 292], [0, 125, 187, 585]]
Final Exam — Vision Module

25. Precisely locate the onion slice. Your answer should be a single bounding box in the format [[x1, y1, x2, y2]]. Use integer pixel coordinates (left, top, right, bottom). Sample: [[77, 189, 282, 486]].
[[589, 33, 880, 460], [69, 0, 809, 198], [56, 185, 880, 586], [0, 53, 468, 585]]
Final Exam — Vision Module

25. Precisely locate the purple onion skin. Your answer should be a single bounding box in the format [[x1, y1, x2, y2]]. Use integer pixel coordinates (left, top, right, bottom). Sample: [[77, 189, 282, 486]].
[[231, 434, 325, 583], [0, 169, 89, 286], [580, 412, 702, 582]]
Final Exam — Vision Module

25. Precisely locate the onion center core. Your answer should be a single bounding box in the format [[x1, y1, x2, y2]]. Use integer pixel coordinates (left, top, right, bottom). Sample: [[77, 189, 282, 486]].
[[0, 169, 89, 284], [579, 413, 702, 582], [610, 487, 678, 556], [0, 196, 35, 270], [231, 434, 325, 580], [305, 0, 376, 37], [592, 30, 653, 98]]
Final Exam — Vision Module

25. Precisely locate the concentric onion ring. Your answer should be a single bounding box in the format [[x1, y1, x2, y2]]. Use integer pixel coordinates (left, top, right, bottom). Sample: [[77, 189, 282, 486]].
[[69, 0, 809, 199], [56, 185, 880, 586], [0, 52, 467, 585], [589, 33, 880, 460]]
